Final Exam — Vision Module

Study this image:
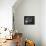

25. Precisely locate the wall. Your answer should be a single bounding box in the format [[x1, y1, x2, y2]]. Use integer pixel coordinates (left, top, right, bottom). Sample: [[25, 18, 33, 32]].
[[0, 0, 16, 30], [13, 0, 41, 46], [41, 0, 46, 46]]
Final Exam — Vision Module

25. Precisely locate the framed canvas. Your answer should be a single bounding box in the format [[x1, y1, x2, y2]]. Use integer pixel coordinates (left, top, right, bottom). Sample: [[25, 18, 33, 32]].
[[24, 16, 35, 25]]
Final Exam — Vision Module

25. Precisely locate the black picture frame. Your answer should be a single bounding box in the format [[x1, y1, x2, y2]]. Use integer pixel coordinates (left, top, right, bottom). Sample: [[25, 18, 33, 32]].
[[24, 16, 35, 25]]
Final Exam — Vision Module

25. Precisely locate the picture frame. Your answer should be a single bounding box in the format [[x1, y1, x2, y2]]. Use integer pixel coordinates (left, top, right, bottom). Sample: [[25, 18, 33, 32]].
[[24, 16, 35, 25]]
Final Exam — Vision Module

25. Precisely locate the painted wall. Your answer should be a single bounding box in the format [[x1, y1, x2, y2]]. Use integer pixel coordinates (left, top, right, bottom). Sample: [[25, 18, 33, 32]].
[[41, 0, 46, 46], [13, 0, 41, 46]]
